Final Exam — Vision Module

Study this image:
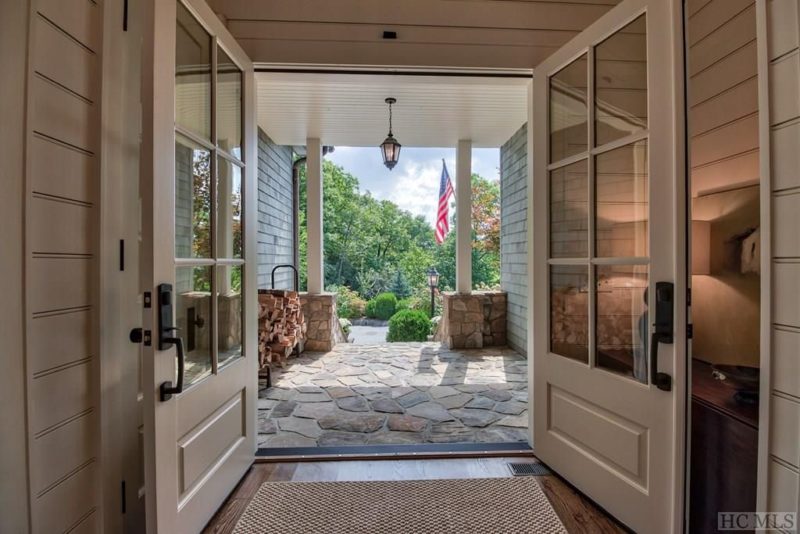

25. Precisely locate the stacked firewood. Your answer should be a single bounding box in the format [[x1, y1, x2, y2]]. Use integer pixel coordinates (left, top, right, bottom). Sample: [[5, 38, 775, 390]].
[[257, 289, 306, 375]]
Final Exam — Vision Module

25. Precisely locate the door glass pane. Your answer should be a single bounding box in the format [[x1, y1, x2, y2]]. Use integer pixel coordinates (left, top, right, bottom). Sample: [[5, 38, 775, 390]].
[[595, 14, 647, 146], [595, 140, 648, 257], [175, 135, 211, 259], [550, 265, 589, 363], [596, 265, 648, 383], [217, 47, 242, 159], [550, 159, 589, 259], [217, 265, 243, 369], [175, 2, 212, 140], [550, 54, 588, 163], [176, 266, 213, 385], [216, 157, 243, 259]]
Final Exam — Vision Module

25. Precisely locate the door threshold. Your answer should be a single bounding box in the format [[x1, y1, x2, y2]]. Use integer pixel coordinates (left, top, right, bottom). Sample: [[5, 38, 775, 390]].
[[255, 442, 533, 462]]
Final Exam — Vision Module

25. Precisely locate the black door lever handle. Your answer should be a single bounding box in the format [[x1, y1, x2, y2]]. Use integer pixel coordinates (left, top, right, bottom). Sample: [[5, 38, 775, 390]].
[[157, 283, 185, 401], [650, 281, 674, 392], [650, 332, 672, 391], [160, 336, 185, 401]]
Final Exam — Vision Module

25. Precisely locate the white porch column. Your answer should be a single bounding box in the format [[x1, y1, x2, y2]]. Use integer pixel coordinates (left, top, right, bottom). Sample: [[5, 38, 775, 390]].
[[456, 139, 472, 294], [306, 138, 324, 294]]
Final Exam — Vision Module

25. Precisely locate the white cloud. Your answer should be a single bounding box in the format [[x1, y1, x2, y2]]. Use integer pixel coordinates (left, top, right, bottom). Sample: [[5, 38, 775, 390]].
[[388, 158, 450, 226]]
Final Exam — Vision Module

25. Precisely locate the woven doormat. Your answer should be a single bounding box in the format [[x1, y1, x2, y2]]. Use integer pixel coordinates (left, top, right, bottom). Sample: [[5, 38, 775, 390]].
[[233, 477, 566, 533]]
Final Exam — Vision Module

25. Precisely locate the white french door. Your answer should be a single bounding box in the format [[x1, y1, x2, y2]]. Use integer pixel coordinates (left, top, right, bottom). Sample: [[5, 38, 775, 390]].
[[140, 0, 258, 532], [529, 0, 687, 532]]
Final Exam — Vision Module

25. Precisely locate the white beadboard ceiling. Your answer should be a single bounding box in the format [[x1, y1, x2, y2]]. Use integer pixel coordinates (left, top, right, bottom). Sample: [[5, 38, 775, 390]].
[[257, 72, 530, 148]]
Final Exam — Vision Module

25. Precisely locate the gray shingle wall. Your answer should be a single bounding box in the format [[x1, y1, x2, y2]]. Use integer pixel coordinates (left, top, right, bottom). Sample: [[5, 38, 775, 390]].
[[257, 129, 295, 290], [500, 123, 528, 356]]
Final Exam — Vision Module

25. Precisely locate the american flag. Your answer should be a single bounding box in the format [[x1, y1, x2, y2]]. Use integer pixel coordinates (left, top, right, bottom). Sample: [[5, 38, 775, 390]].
[[435, 159, 455, 244]]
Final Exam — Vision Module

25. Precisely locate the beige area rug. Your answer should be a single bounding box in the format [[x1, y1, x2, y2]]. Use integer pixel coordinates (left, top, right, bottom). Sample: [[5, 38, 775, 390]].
[[233, 477, 567, 533]]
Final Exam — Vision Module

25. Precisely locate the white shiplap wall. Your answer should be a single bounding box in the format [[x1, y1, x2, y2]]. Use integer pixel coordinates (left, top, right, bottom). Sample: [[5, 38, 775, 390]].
[[688, 0, 759, 197], [24, 0, 104, 532], [759, 0, 800, 517]]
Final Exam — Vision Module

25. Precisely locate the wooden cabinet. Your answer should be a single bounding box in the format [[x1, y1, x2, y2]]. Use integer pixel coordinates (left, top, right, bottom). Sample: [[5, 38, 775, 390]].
[[690, 359, 759, 534]]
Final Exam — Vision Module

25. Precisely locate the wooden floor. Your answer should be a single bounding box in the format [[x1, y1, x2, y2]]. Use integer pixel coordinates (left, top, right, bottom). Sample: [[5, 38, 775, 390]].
[[203, 456, 626, 533]]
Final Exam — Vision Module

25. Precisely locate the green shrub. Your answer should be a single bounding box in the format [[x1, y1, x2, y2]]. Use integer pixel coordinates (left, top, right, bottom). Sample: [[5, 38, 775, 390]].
[[366, 292, 398, 320], [400, 286, 441, 317], [365, 299, 377, 318], [387, 310, 432, 342], [396, 298, 410, 312], [331, 285, 367, 319]]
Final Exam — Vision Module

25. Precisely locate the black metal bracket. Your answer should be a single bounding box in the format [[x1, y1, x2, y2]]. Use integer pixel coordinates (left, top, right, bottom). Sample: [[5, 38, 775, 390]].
[[271, 264, 299, 291]]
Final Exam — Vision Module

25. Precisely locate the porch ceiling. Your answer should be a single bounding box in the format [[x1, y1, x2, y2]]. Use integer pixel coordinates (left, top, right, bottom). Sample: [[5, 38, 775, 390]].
[[256, 72, 530, 148]]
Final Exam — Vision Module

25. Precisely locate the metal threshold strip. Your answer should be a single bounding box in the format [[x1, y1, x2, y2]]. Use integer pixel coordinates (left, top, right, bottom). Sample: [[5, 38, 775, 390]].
[[256, 441, 533, 462]]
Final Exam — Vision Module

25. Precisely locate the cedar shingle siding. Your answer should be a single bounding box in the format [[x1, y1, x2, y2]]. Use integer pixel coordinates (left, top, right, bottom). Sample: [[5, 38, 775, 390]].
[[500, 123, 528, 356], [257, 129, 295, 290]]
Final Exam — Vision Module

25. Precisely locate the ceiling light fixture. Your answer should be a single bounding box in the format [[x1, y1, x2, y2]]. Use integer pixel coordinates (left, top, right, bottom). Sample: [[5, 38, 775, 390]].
[[380, 97, 401, 170]]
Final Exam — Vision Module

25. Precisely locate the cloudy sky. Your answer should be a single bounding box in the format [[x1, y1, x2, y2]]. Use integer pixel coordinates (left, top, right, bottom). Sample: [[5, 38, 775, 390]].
[[326, 147, 500, 226]]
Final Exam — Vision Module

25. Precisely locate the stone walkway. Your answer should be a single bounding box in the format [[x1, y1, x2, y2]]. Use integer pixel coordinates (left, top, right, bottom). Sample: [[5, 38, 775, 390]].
[[258, 342, 528, 448]]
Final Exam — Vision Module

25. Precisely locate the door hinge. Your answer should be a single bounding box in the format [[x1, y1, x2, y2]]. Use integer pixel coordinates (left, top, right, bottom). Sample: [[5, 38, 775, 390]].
[[121, 480, 127, 514], [687, 324, 694, 339], [123, 0, 129, 31], [119, 239, 125, 271]]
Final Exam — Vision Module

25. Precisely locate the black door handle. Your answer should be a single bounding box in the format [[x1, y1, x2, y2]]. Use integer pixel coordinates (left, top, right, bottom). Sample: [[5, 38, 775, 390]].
[[157, 283, 185, 401], [160, 330, 185, 401], [650, 281, 674, 391]]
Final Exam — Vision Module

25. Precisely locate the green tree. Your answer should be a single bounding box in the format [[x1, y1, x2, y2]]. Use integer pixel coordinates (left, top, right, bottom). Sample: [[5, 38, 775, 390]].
[[389, 269, 412, 298], [298, 161, 499, 297]]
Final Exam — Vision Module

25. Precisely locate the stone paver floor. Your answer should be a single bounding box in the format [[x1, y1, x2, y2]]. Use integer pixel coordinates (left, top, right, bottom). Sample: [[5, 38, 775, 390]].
[[258, 342, 528, 448]]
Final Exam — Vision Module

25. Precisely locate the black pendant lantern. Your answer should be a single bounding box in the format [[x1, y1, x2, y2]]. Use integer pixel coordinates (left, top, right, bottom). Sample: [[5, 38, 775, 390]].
[[380, 97, 401, 170]]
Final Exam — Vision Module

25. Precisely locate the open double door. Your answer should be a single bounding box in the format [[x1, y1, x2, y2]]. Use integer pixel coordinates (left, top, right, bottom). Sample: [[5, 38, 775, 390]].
[[137, 0, 686, 532]]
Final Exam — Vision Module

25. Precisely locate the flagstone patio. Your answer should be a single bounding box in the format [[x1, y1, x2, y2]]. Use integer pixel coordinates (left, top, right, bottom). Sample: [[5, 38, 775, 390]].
[[257, 342, 529, 448]]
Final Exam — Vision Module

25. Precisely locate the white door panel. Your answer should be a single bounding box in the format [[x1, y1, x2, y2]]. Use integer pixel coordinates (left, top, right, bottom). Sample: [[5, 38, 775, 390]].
[[530, 1, 687, 531], [140, 1, 258, 532]]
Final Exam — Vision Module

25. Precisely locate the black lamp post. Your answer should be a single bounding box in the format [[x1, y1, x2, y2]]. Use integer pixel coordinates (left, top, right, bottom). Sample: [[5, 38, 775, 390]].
[[427, 266, 440, 318]]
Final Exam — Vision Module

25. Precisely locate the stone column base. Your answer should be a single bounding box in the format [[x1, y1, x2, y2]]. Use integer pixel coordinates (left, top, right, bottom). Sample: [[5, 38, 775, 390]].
[[299, 293, 346, 352], [438, 291, 507, 349]]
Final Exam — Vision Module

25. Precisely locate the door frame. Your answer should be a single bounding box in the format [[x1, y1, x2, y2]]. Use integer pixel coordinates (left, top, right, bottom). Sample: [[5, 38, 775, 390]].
[[139, 0, 258, 531], [99, 0, 148, 530], [525, 0, 688, 530]]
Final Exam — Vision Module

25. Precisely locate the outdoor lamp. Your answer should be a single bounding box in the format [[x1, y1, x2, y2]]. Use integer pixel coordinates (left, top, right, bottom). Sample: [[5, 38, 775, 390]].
[[427, 266, 440, 290], [427, 266, 439, 318], [380, 97, 401, 170]]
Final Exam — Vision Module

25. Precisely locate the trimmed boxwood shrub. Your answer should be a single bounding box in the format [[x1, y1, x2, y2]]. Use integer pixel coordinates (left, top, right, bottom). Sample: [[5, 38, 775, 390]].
[[387, 309, 432, 342], [366, 292, 397, 320]]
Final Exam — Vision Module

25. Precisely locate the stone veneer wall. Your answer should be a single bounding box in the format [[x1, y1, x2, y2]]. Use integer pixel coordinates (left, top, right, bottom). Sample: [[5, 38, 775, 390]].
[[299, 293, 347, 352], [257, 128, 295, 290], [438, 291, 507, 349], [500, 123, 528, 356]]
